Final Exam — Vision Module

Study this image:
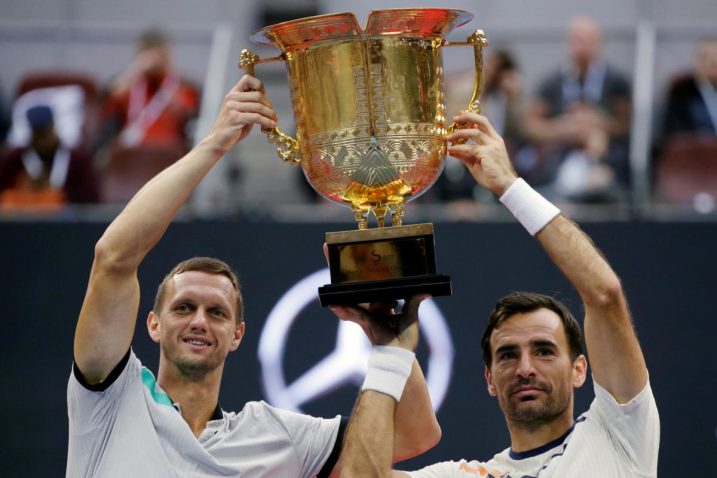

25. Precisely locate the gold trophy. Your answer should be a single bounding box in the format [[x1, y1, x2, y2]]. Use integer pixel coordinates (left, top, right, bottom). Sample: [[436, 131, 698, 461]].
[[240, 8, 486, 306]]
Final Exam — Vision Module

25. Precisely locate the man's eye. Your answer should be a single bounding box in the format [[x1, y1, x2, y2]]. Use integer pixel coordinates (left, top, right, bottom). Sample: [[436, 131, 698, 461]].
[[499, 351, 517, 360], [211, 309, 227, 318], [536, 348, 554, 356], [176, 304, 190, 312]]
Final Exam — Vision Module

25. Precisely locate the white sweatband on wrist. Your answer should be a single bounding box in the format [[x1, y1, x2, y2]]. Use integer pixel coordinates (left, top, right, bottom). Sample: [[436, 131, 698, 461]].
[[361, 346, 415, 402], [499, 178, 561, 236]]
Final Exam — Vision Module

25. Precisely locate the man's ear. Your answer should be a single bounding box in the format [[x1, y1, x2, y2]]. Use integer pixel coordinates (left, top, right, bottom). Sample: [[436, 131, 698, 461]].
[[147, 311, 161, 344], [485, 366, 497, 397], [572, 354, 588, 389], [230, 322, 246, 352]]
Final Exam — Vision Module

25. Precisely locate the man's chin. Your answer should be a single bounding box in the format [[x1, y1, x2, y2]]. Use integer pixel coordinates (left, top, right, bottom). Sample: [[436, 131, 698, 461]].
[[173, 356, 220, 378]]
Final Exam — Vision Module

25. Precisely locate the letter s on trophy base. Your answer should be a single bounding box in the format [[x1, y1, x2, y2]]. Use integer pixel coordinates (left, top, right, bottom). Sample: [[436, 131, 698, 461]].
[[319, 223, 451, 305]]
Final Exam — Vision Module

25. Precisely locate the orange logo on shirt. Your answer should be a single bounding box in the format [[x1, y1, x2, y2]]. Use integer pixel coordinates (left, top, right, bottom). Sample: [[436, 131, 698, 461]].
[[458, 462, 509, 477]]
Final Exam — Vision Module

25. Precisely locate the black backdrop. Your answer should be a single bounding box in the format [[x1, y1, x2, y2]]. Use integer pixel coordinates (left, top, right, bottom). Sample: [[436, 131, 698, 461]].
[[2, 220, 716, 476]]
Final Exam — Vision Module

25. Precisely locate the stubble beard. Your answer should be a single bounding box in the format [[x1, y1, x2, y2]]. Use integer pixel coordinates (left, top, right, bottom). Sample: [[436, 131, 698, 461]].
[[163, 342, 224, 381], [501, 381, 571, 432]]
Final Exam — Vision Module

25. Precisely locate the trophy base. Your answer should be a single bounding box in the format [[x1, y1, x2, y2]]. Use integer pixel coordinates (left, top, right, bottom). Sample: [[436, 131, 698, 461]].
[[319, 223, 452, 307], [318, 274, 452, 306]]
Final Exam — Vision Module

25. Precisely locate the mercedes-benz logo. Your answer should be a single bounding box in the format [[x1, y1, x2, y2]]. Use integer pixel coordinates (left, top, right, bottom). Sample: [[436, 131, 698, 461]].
[[258, 268, 454, 413]]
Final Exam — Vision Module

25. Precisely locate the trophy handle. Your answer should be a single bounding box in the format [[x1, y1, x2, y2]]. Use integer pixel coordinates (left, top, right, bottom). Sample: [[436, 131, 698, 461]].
[[445, 30, 488, 138], [239, 49, 302, 164]]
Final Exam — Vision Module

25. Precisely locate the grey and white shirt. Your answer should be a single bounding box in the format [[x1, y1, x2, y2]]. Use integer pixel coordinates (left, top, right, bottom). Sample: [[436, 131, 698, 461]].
[[67, 350, 343, 478], [406, 380, 659, 478]]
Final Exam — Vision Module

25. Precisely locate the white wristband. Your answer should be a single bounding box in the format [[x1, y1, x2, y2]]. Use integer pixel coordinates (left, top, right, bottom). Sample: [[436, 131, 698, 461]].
[[499, 178, 560, 236], [361, 346, 415, 402]]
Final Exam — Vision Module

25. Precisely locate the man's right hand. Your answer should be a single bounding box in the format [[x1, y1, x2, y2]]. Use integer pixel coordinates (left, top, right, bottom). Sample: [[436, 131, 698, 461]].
[[446, 112, 518, 197], [328, 296, 428, 352], [206, 75, 277, 156]]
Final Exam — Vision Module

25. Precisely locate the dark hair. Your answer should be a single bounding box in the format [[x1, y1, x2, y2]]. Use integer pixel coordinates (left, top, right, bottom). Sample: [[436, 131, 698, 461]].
[[153, 257, 244, 323], [481, 292, 583, 368], [485, 48, 517, 93], [138, 27, 168, 50]]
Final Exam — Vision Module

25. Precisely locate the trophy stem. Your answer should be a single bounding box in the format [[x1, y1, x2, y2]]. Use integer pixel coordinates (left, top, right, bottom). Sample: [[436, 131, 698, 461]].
[[392, 204, 405, 227], [354, 207, 369, 230], [374, 204, 388, 228]]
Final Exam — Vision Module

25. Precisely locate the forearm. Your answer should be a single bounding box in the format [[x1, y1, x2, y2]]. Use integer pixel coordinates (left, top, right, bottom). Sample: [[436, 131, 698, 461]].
[[535, 215, 623, 307], [96, 136, 225, 271], [342, 391, 396, 478], [393, 360, 440, 461]]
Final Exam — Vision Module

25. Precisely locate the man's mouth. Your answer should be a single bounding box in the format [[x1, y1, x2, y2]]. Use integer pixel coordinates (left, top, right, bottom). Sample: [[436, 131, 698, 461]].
[[183, 337, 211, 348], [511, 384, 547, 401]]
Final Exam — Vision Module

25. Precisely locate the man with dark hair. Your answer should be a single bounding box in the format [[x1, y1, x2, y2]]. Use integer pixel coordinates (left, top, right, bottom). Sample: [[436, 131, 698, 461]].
[[67, 75, 440, 477], [339, 112, 659, 477], [480, 291, 584, 369]]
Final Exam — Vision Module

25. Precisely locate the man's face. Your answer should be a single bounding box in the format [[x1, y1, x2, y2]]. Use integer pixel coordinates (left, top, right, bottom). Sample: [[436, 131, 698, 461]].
[[138, 45, 171, 79], [485, 308, 586, 428], [568, 18, 602, 69], [148, 271, 244, 380], [696, 41, 717, 84]]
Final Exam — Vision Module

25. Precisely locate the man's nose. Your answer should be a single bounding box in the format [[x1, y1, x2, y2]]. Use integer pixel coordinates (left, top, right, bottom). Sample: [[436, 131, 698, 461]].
[[515, 353, 536, 378], [188, 308, 209, 329]]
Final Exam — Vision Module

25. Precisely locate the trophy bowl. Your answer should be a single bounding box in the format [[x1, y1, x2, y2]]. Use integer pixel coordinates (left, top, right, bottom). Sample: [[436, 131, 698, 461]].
[[241, 8, 486, 229], [241, 8, 487, 305]]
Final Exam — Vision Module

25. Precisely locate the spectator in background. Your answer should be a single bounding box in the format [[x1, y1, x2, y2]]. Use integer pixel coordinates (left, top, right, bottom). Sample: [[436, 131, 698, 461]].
[[437, 48, 526, 204], [662, 37, 717, 139], [99, 28, 199, 152], [0, 105, 98, 210], [481, 49, 526, 154], [523, 16, 631, 203]]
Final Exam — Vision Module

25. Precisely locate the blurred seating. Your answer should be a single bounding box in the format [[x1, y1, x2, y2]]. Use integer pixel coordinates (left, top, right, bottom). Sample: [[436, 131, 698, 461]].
[[16, 71, 98, 98], [100, 143, 184, 203], [655, 136, 717, 203], [8, 70, 100, 151]]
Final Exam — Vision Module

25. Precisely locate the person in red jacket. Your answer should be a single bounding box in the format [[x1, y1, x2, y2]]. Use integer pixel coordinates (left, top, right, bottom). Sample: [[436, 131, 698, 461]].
[[101, 28, 199, 151]]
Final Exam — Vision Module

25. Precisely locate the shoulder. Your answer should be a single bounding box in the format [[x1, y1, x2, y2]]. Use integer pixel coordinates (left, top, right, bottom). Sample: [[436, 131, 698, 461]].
[[588, 378, 659, 435], [0, 148, 23, 168], [228, 400, 338, 428], [667, 74, 700, 98]]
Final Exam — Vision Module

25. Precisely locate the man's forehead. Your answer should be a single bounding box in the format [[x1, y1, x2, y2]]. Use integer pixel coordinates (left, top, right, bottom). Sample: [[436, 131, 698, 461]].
[[491, 309, 565, 346], [170, 271, 234, 296]]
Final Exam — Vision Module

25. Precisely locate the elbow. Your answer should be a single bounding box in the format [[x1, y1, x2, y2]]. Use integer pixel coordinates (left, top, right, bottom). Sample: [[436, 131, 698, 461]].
[[423, 421, 442, 453], [398, 421, 442, 462], [589, 274, 625, 310], [92, 236, 138, 276]]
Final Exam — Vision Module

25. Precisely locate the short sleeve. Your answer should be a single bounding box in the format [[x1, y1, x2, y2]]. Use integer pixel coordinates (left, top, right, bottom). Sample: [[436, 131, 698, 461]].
[[591, 378, 660, 476], [67, 350, 139, 433]]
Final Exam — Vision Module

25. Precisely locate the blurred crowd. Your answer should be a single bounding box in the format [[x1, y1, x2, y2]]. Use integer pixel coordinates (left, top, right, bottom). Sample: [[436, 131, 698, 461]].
[[0, 28, 199, 212], [0, 18, 715, 215], [437, 17, 717, 212]]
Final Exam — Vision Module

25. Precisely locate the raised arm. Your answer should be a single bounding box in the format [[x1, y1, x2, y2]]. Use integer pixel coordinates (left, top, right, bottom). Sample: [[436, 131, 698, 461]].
[[74, 76, 276, 384], [337, 298, 431, 478], [447, 112, 648, 404], [330, 299, 441, 467]]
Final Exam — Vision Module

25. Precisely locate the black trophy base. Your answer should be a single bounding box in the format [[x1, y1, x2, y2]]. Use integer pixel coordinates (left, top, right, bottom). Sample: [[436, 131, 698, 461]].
[[318, 274, 452, 307]]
